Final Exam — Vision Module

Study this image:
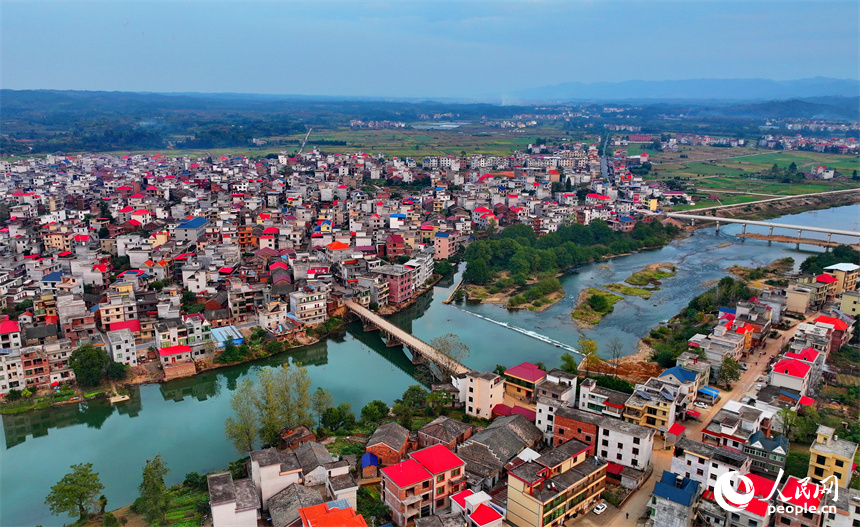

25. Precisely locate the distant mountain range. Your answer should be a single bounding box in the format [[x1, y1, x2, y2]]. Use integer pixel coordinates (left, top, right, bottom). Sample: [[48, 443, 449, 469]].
[[512, 77, 860, 102]]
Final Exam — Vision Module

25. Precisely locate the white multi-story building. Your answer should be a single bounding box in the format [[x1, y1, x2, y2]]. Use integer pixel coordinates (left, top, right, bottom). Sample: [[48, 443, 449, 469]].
[[452, 370, 504, 420], [107, 328, 138, 366], [670, 438, 751, 493], [289, 287, 328, 326]]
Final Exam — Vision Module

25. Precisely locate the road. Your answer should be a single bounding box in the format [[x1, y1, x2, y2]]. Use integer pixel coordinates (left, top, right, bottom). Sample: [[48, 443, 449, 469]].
[[581, 311, 821, 527]]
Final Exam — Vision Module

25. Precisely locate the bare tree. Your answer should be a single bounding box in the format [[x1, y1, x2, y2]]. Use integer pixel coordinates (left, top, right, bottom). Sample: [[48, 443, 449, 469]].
[[430, 333, 470, 381], [606, 337, 624, 377]]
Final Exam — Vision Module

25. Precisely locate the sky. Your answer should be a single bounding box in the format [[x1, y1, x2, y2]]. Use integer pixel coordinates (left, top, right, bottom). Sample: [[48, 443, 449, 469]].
[[2, 0, 858, 98]]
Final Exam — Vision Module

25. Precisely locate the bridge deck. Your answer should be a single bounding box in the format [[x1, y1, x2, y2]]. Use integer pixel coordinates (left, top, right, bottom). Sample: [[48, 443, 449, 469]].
[[665, 213, 860, 237], [345, 301, 469, 375]]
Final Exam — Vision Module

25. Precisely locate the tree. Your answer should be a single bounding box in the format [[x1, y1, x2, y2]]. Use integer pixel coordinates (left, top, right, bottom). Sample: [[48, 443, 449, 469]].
[[577, 337, 599, 377], [493, 364, 507, 376], [70, 344, 110, 387], [719, 356, 742, 386], [45, 463, 105, 521], [137, 455, 170, 525], [399, 385, 428, 409], [98, 226, 110, 239], [463, 258, 491, 284], [606, 337, 624, 377], [321, 403, 355, 432], [106, 361, 128, 381], [254, 364, 313, 445], [360, 400, 389, 427], [560, 353, 579, 376], [102, 511, 119, 527], [777, 408, 798, 438], [429, 333, 470, 381], [310, 387, 333, 427], [392, 402, 413, 430], [426, 391, 452, 416], [98, 494, 108, 514], [265, 339, 283, 355], [225, 378, 258, 453], [587, 293, 610, 312]]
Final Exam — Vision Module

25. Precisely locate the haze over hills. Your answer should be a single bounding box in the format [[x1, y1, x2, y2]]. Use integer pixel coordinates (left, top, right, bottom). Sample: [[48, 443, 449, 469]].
[[512, 77, 860, 103]]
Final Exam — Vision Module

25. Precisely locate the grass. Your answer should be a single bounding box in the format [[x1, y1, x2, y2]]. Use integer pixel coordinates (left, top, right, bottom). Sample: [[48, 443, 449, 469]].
[[785, 451, 811, 480], [571, 288, 623, 325], [606, 283, 654, 299], [624, 268, 676, 287]]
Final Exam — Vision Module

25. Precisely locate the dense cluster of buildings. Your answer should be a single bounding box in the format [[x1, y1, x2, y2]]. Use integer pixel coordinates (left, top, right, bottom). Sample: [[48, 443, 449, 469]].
[[0, 144, 696, 392], [758, 134, 859, 155]]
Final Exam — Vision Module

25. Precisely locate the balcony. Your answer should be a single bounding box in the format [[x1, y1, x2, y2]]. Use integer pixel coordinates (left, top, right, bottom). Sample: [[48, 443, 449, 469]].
[[402, 493, 424, 505]]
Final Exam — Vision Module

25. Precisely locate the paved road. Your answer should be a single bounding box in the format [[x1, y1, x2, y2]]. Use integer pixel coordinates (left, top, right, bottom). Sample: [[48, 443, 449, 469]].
[[588, 311, 821, 527]]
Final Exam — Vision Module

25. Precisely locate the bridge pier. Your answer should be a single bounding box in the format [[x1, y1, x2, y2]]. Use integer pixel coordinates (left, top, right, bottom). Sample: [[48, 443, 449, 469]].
[[768, 226, 774, 236], [797, 229, 803, 241], [715, 221, 720, 232], [742, 224, 747, 235], [827, 233, 832, 243], [383, 331, 401, 348], [363, 322, 378, 332]]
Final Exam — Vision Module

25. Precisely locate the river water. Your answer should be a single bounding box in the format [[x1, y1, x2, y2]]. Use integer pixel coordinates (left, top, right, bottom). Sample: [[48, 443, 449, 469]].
[[3, 204, 858, 527]]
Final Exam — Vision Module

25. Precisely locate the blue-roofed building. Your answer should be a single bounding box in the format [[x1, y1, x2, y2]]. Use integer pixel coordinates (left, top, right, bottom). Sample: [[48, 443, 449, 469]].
[[361, 452, 379, 478], [650, 470, 700, 527], [174, 216, 210, 242], [210, 325, 243, 348], [660, 366, 697, 384]]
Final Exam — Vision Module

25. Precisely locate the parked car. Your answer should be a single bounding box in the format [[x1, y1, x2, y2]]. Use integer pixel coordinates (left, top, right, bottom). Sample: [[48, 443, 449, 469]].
[[593, 502, 608, 515], [694, 402, 709, 409], [740, 364, 749, 371], [756, 384, 762, 391]]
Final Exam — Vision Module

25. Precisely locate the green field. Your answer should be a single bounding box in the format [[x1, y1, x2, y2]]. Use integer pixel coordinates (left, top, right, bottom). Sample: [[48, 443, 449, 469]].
[[44, 123, 588, 161]]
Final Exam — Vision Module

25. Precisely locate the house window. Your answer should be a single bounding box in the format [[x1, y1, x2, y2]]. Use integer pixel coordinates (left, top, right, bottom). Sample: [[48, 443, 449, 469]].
[[603, 429, 609, 436], [436, 486, 444, 495], [616, 453, 623, 460], [632, 448, 639, 455], [601, 451, 608, 458], [451, 468, 460, 477], [633, 437, 640, 444], [835, 459, 844, 467], [697, 469, 704, 476], [780, 517, 791, 526], [602, 440, 609, 447]]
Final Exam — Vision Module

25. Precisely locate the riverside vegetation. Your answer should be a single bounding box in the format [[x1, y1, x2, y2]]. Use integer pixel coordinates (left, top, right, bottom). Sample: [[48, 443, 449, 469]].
[[462, 220, 680, 308]]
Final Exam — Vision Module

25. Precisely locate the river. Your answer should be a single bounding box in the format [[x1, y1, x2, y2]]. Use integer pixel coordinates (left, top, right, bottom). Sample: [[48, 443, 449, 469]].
[[2, 204, 858, 527]]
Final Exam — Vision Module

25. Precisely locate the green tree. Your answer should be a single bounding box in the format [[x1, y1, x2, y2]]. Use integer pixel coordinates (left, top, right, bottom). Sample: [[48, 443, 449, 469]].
[[98, 226, 110, 239], [587, 293, 610, 312], [719, 356, 742, 386], [137, 455, 170, 526], [321, 403, 355, 431], [265, 339, 283, 355], [225, 378, 258, 453], [577, 337, 599, 377], [254, 364, 313, 445], [392, 402, 413, 430], [560, 353, 579, 376], [106, 361, 128, 381], [45, 463, 105, 521], [360, 400, 389, 427], [777, 408, 798, 439], [70, 344, 110, 387], [98, 494, 108, 514], [494, 364, 507, 376], [463, 258, 492, 284], [399, 385, 428, 409], [429, 333, 470, 381], [310, 387, 334, 427], [102, 511, 119, 527], [426, 391, 452, 416]]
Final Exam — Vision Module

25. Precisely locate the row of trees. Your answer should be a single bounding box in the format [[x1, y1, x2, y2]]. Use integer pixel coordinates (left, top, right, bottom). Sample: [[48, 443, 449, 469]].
[[224, 363, 313, 451], [463, 221, 679, 285], [799, 245, 859, 275], [46, 455, 176, 525]]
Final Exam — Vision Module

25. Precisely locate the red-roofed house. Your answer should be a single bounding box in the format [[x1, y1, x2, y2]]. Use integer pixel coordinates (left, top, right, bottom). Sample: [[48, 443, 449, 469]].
[[298, 503, 367, 527], [0, 317, 22, 351], [815, 273, 839, 299], [775, 476, 824, 527], [470, 503, 503, 527], [385, 234, 407, 258], [814, 315, 853, 351], [770, 358, 812, 396], [503, 362, 547, 400], [381, 460, 432, 526], [158, 344, 192, 364], [382, 445, 466, 526]]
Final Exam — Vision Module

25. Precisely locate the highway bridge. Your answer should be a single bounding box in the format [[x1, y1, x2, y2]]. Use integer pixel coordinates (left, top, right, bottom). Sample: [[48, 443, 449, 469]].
[[665, 213, 860, 244], [344, 301, 469, 375]]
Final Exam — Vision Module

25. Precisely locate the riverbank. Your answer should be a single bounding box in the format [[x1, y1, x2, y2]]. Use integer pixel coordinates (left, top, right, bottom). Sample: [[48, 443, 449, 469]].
[[675, 189, 860, 222]]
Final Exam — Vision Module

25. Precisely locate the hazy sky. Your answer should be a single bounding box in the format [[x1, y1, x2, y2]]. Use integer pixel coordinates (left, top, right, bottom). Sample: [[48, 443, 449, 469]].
[[2, 1, 858, 98]]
